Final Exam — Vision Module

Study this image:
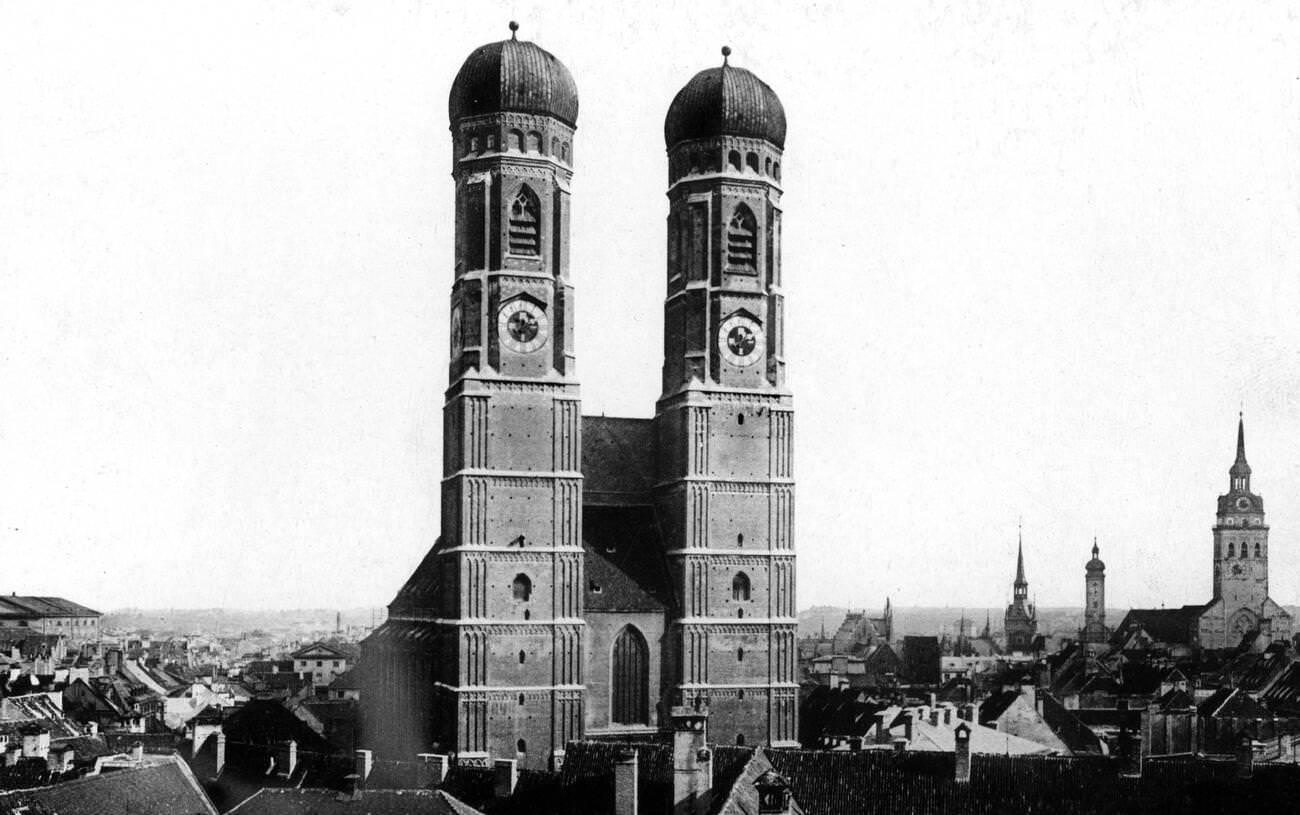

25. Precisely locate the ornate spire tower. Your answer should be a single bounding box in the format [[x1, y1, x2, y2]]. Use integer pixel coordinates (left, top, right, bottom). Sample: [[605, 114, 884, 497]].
[[1212, 415, 1268, 608], [1004, 527, 1037, 652], [365, 24, 584, 769], [657, 48, 797, 747]]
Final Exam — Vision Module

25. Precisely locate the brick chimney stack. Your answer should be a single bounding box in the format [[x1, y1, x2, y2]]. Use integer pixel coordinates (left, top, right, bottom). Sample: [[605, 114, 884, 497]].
[[954, 723, 971, 783], [494, 758, 519, 798], [614, 748, 639, 815], [670, 706, 712, 815]]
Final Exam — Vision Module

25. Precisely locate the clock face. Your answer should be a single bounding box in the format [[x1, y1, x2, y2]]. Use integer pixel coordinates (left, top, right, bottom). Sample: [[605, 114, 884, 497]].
[[498, 300, 549, 354], [1236, 497, 1252, 511], [718, 314, 763, 367]]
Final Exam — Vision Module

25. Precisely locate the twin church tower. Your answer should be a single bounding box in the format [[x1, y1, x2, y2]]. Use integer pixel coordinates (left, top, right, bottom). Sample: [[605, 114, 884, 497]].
[[361, 27, 797, 767]]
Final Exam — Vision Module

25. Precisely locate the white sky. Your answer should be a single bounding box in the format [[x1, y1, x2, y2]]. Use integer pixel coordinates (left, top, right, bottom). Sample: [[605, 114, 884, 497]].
[[3, 1, 1300, 613]]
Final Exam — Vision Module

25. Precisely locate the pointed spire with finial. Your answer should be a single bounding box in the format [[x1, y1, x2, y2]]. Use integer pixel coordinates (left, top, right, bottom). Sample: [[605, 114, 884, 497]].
[[1015, 522, 1027, 587], [1230, 411, 1252, 487], [508, 20, 519, 40], [1092, 536, 1099, 559]]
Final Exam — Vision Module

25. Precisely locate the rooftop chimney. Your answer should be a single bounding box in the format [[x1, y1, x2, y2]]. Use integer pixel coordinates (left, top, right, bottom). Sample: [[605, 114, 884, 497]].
[[902, 712, 914, 742], [874, 711, 891, 745], [278, 740, 298, 778], [418, 753, 450, 786], [354, 749, 373, 789], [670, 705, 712, 815], [130, 741, 143, 763], [954, 723, 971, 783], [494, 758, 518, 798], [4, 745, 21, 767], [1237, 735, 1259, 779], [615, 748, 639, 815]]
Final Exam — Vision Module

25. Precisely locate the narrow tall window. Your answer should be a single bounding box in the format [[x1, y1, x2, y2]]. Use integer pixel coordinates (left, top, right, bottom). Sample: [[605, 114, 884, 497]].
[[512, 574, 532, 601], [1256, 543, 1262, 558], [1228, 543, 1235, 558], [612, 626, 650, 724], [732, 572, 751, 601], [728, 150, 742, 171], [727, 205, 757, 271], [508, 187, 541, 256]]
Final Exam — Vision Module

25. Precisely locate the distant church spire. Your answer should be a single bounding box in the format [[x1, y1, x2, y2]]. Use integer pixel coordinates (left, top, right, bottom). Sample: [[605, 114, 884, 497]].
[[1230, 413, 1252, 492], [1014, 525, 1027, 588]]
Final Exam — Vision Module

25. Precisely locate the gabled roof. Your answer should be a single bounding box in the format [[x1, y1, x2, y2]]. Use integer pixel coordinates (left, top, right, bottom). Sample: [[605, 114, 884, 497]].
[[290, 642, 350, 661], [1112, 606, 1207, 648]]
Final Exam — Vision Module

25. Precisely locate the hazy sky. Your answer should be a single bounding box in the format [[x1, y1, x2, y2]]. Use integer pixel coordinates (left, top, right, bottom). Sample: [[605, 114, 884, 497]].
[[4, 1, 1300, 613]]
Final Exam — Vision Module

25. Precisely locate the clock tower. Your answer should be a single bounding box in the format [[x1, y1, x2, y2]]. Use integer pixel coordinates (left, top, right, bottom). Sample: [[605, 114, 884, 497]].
[[1212, 416, 1268, 610], [371, 25, 584, 769], [656, 49, 797, 748]]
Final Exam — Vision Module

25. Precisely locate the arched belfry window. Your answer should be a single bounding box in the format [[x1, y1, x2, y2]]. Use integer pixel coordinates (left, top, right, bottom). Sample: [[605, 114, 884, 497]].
[[728, 150, 742, 171], [612, 626, 650, 725], [512, 573, 532, 601], [727, 205, 758, 272], [1256, 543, 1262, 558], [732, 572, 751, 601], [508, 187, 541, 256], [1228, 543, 1235, 558]]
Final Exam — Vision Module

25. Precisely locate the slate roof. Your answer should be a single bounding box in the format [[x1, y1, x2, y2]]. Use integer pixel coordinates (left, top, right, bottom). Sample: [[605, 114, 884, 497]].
[[387, 545, 445, 614], [0, 597, 100, 619], [1039, 693, 1106, 755], [977, 691, 1021, 725], [581, 417, 655, 503], [0, 754, 217, 815], [227, 788, 481, 815], [1199, 687, 1269, 719], [583, 506, 672, 613], [1112, 606, 1207, 648]]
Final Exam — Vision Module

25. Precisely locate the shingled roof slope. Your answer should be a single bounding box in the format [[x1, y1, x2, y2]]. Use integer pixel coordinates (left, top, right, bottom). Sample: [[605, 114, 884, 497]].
[[227, 787, 481, 815], [0, 755, 217, 815], [583, 506, 672, 613]]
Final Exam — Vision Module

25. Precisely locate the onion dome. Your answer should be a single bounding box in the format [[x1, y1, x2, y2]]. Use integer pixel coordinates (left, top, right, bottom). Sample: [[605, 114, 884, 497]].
[[448, 22, 579, 127], [664, 47, 786, 149], [1086, 541, 1105, 573]]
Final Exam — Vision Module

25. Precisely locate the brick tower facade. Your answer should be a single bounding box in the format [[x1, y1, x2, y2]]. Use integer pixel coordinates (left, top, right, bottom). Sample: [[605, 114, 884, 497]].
[[656, 49, 798, 748]]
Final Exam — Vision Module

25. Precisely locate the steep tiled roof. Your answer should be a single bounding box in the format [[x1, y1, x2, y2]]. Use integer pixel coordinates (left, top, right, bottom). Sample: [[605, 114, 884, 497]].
[[0, 597, 101, 619], [0, 755, 217, 815], [583, 506, 672, 613], [1260, 662, 1300, 714], [581, 417, 655, 503], [1112, 606, 1207, 648]]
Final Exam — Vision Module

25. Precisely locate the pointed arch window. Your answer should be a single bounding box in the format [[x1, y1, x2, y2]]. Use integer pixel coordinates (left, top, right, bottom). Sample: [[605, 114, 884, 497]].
[[508, 187, 541, 256], [732, 572, 751, 601], [612, 626, 649, 725], [727, 205, 758, 272], [512, 574, 532, 601]]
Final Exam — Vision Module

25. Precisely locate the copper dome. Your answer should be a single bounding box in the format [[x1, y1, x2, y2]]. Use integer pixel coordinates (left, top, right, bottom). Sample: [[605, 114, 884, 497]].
[[664, 59, 786, 149], [448, 30, 579, 127]]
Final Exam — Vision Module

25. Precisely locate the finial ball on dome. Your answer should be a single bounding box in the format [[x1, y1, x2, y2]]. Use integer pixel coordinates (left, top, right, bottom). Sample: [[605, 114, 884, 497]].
[[721, 46, 731, 59], [509, 20, 519, 38]]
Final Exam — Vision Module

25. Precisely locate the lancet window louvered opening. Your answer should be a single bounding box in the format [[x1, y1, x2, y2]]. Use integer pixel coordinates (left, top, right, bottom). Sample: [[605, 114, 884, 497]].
[[732, 572, 751, 601], [508, 187, 541, 256], [611, 625, 649, 725], [727, 206, 757, 271]]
